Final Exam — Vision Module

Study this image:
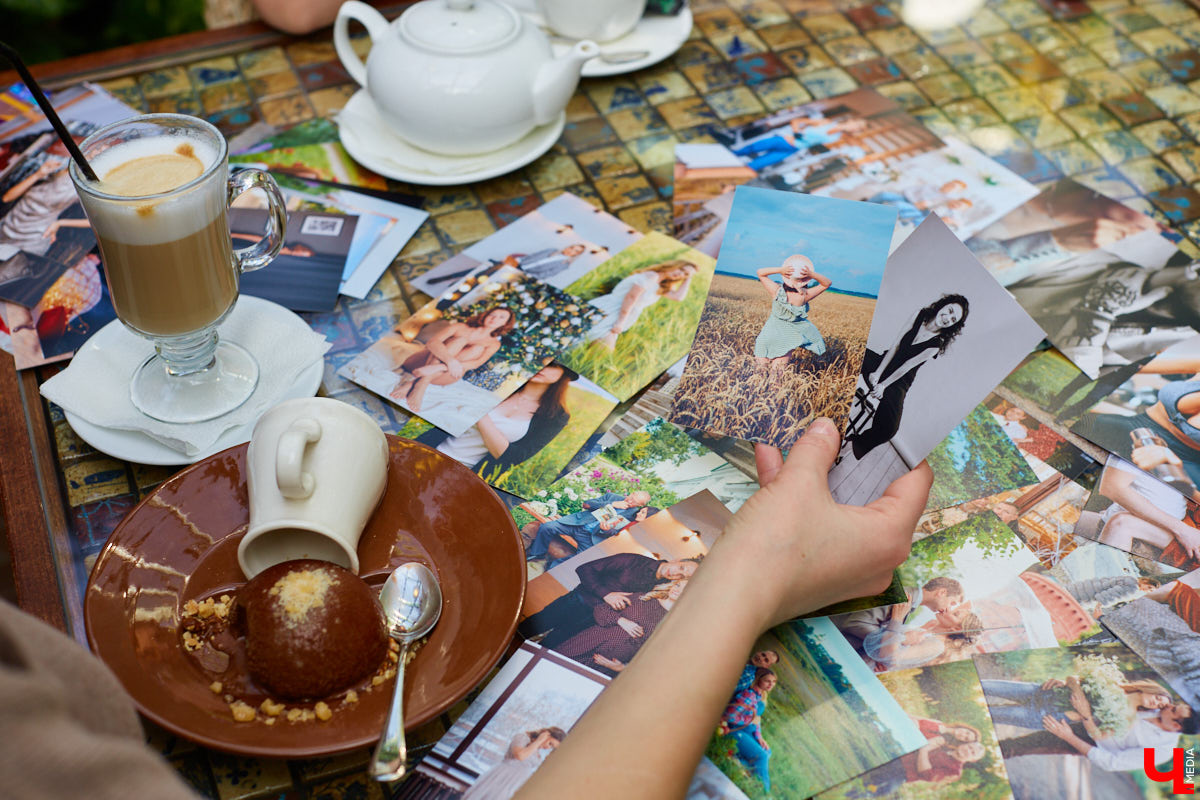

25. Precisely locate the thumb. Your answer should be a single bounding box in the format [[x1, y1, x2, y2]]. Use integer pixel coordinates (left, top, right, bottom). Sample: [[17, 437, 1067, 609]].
[[780, 417, 841, 480]]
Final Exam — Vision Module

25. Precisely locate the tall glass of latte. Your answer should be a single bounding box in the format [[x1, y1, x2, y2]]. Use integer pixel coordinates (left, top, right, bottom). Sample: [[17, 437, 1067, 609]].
[[68, 114, 287, 423]]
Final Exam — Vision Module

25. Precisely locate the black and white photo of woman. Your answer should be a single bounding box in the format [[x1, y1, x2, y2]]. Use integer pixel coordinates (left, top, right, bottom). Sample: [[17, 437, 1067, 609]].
[[843, 294, 970, 461]]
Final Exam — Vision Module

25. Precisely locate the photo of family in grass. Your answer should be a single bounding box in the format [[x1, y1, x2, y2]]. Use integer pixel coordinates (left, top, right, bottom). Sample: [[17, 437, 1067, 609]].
[[828, 218, 1044, 506], [510, 417, 757, 570], [814, 137, 1037, 251], [340, 266, 600, 435], [815, 660, 1010, 800], [973, 643, 1199, 800], [410, 193, 643, 297], [669, 186, 895, 450], [830, 513, 1072, 674], [559, 232, 715, 402], [517, 492, 729, 675], [706, 618, 926, 798], [398, 362, 618, 501]]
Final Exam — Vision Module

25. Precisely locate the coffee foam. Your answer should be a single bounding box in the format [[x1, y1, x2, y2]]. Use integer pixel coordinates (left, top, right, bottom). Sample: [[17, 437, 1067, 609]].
[[83, 134, 225, 246]]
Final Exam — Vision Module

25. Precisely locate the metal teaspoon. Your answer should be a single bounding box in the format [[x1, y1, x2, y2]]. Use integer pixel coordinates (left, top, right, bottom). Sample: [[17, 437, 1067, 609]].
[[369, 562, 443, 782]]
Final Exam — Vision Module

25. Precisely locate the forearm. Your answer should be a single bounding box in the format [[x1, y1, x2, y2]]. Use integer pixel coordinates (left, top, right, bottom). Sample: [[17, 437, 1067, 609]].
[[475, 415, 511, 458], [516, 543, 773, 798], [809, 271, 832, 288]]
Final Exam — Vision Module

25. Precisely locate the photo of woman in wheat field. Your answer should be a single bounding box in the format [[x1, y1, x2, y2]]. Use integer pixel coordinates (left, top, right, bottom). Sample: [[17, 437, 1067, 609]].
[[669, 186, 898, 449]]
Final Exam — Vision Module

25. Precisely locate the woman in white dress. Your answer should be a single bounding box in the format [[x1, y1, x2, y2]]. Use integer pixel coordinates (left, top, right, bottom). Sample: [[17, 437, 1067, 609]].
[[585, 260, 698, 351], [461, 727, 567, 799], [415, 363, 579, 477]]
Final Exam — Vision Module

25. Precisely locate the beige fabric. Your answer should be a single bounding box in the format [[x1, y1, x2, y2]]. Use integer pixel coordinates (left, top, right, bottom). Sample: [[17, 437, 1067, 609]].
[[204, 0, 258, 29], [0, 600, 200, 800]]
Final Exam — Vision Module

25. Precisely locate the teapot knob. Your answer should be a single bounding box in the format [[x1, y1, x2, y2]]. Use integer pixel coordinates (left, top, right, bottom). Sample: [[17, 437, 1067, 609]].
[[446, 0, 474, 8]]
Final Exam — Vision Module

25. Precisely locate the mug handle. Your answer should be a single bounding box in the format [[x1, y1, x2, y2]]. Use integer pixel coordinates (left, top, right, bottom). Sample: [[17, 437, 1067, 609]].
[[334, 0, 391, 88], [276, 418, 323, 499], [227, 168, 287, 273]]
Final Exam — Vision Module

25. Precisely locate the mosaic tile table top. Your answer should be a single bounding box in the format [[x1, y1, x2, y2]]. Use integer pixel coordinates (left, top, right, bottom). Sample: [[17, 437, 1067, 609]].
[[23, 0, 1200, 797]]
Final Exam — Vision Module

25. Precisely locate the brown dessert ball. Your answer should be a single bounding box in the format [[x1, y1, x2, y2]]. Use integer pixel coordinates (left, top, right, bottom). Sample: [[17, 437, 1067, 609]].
[[241, 559, 388, 700]]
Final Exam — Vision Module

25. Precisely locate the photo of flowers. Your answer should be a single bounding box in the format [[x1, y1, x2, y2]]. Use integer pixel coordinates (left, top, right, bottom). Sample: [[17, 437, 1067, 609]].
[[339, 266, 600, 435], [560, 232, 716, 402]]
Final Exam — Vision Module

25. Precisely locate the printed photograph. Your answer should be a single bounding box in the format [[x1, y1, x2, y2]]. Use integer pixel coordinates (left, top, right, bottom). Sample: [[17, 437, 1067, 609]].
[[339, 266, 600, 435], [706, 617, 926, 798], [828, 218, 1044, 506], [0, 84, 133, 369], [669, 186, 896, 449], [230, 207, 357, 312], [924, 403, 1039, 513], [999, 347, 1152, 430], [673, 88, 941, 260], [831, 513, 1079, 674], [560, 232, 716, 401], [518, 491, 729, 676], [1101, 569, 1200, 708], [974, 643, 1199, 800], [228, 117, 389, 190], [815, 660, 1011, 800], [814, 136, 1038, 251], [1077, 455, 1200, 573], [399, 363, 618, 501], [511, 417, 758, 571], [411, 193, 643, 297], [1072, 334, 1200, 504], [394, 642, 606, 799], [985, 393, 1097, 482]]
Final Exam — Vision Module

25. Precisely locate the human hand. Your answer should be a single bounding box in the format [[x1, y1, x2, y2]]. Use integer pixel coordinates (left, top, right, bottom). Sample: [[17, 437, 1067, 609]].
[[447, 359, 465, 379], [1043, 716, 1073, 739], [1171, 524, 1200, 563], [603, 591, 632, 610], [37, 155, 66, 177], [616, 617, 645, 638], [42, 220, 61, 239], [1069, 685, 1092, 718], [1131, 443, 1182, 473], [712, 417, 932, 628], [601, 331, 619, 350], [599, 518, 620, 531], [1041, 678, 1066, 691], [593, 654, 626, 672], [1052, 218, 1128, 252], [533, 731, 554, 748], [889, 601, 912, 622]]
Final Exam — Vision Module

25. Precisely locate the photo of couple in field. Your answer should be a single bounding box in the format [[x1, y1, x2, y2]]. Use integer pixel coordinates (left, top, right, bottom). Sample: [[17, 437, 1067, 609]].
[[669, 187, 896, 450]]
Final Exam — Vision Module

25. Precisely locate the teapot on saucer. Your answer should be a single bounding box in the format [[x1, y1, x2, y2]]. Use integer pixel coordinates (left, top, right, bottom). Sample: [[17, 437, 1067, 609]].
[[333, 0, 598, 156]]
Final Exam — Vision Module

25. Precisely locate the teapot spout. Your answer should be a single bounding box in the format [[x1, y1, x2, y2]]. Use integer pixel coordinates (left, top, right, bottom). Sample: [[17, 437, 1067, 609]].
[[533, 41, 599, 126]]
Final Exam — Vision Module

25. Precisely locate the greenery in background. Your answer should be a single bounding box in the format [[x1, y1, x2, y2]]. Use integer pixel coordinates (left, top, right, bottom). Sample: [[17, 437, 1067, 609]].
[[1001, 349, 1086, 418], [925, 404, 1038, 512], [3, 0, 205, 66], [818, 661, 1011, 800], [899, 513, 1025, 585]]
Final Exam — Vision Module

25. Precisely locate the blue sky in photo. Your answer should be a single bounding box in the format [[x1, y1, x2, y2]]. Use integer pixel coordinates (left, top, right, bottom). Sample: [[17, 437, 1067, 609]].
[[715, 185, 897, 298]]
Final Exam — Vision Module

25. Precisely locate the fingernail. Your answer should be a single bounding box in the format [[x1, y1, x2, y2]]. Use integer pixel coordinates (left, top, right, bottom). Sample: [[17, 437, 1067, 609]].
[[809, 417, 836, 437]]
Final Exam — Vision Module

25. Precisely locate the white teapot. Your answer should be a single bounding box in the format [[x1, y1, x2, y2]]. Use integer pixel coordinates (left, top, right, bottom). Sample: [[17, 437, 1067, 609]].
[[333, 0, 597, 156]]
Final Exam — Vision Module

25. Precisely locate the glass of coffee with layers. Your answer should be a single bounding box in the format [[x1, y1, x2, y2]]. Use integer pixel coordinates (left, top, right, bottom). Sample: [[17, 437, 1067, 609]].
[[69, 114, 287, 423]]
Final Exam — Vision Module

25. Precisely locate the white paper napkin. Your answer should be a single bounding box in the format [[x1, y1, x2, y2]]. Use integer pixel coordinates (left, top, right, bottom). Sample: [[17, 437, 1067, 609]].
[[41, 301, 330, 457], [337, 98, 548, 177]]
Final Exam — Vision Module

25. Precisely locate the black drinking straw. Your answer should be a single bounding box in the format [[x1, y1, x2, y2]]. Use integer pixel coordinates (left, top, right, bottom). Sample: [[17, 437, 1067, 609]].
[[0, 40, 98, 181]]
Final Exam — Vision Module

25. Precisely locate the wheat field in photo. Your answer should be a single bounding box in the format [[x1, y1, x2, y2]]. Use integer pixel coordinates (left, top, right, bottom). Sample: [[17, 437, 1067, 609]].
[[670, 275, 874, 449]]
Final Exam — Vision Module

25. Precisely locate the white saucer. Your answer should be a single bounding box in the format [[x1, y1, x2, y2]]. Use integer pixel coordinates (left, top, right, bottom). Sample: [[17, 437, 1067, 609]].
[[510, 4, 694, 77], [62, 297, 325, 466], [338, 90, 566, 187]]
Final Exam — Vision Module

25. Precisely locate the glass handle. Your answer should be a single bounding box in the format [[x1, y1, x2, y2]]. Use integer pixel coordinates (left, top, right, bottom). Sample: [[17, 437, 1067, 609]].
[[228, 168, 287, 273]]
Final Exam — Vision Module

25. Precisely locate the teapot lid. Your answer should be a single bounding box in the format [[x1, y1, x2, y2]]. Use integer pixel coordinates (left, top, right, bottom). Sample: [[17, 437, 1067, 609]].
[[400, 0, 521, 54]]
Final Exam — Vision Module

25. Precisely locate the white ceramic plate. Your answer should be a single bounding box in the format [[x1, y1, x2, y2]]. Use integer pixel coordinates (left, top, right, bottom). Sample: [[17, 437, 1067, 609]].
[[338, 90, 566, 187], [63, 297, 324, 466], [509, 3, 694, 77]]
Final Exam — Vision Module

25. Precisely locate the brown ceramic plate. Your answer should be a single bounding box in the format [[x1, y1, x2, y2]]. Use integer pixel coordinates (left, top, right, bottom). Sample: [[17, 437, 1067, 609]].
[[85, 436, 524, 758]]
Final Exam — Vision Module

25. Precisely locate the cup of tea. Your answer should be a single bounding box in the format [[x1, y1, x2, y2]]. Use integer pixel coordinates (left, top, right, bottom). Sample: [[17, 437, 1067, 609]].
[[238, 397, 390, 579], [536, 0, 646, 42], [68, 114, 287, 424]]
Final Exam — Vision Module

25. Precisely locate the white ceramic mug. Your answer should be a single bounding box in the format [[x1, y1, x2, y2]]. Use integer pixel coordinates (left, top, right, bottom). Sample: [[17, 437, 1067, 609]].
[[537, 0, 646, 42], [238, 398, 389, 579]]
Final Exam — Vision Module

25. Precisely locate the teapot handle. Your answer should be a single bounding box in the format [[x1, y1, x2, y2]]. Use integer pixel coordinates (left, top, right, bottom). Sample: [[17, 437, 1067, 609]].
[[334, 0, 390, 87]]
